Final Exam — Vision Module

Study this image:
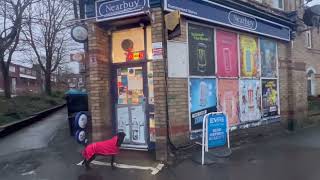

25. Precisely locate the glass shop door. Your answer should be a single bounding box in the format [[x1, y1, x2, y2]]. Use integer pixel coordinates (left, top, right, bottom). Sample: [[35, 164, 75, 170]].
[[115, 65, 149, 149]]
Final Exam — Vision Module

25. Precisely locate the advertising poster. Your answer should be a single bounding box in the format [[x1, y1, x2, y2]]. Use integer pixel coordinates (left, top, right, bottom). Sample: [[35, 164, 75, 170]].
[[216, 30, 238, 77], [260, 39, 277, 77], [240, 35, 260, 77], [218, 79, 239, 126], [190, 78, 217, 131], [131, 105, 146, 144], [117, 67, 144, 104], [117, 107, 130, 143], [188, 24, 215, 76], [112, 27, 145, 63], [262, 79, 278, 117], [239, 80, 261, 122]]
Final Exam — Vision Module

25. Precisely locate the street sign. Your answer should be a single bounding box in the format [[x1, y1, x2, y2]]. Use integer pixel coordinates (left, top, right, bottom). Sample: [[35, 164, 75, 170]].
[[71, 24, 88, 43], [202, 112, 230, 165]]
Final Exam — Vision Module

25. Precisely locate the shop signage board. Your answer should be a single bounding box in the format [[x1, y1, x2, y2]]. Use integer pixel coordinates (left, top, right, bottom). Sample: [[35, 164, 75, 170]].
[[188, 24, 215, 76], [96, 0, 150, 21], [71, 25, 88, 43], [164, 0, 291, 41], [189, 78, 217, 134], [202, 112, 230, 165]]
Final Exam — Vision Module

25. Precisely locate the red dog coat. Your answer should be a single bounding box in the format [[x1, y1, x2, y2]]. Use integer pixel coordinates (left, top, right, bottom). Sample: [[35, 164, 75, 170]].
[[82, 136, 119, 160]]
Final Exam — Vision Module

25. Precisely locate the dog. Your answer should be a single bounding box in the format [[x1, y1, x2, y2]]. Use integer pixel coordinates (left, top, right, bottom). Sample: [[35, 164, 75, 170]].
[[82, 132, 126, 170]]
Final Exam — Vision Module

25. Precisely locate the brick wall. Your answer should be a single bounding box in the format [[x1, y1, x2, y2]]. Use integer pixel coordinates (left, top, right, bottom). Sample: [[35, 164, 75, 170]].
[[151, 8, 168, 161], [87, 22, 113, 142], [166, 17, 190, 146]]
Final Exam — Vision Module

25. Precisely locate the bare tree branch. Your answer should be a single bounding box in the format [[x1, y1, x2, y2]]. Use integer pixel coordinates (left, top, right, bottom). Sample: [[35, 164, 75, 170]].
[[23, 0, 74, 95]]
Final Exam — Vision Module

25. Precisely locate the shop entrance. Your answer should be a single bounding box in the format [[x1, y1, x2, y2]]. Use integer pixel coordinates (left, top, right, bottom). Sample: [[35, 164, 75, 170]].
[[111, 26, 153, 150], [114, 64, 149, 149]]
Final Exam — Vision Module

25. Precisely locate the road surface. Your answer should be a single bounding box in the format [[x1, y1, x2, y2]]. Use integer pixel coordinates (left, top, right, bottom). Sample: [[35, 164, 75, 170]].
[[1, 108, 320, 180], [0, 108, 67, 156]]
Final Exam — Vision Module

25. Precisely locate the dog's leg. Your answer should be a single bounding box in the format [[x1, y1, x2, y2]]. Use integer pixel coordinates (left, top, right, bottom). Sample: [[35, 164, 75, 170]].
[[85, 155, 96, 170], [111, 155, 115, 168]]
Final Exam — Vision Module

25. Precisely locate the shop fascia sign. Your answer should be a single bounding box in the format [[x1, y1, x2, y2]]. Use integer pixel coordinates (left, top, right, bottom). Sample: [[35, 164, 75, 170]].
[[164, 0, 291, 41], [96, 0, 150, 21]]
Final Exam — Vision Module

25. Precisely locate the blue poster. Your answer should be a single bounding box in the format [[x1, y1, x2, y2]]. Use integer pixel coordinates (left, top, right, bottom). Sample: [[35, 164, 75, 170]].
[[260, 39, 277, 78], [190, 78, 217, 131], [207, 113, 227, 148]]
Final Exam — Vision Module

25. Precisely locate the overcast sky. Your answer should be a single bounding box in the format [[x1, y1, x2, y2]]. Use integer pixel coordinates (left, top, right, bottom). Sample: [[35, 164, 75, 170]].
[[307, 0, 320, 6]]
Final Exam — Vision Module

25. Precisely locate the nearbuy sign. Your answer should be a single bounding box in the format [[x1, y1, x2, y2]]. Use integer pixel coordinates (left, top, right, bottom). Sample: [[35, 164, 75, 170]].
[[96, 0, 149, 21]]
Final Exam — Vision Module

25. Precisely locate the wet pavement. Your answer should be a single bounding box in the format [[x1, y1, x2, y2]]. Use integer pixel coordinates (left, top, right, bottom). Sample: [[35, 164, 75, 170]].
[[0, 108, 67, 156], [1, 109, 320, 180]]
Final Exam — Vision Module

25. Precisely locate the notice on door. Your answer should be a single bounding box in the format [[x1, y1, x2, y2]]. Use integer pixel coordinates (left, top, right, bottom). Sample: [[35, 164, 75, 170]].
[[131, 105, 146, 144], [117, 106, 130, 142]]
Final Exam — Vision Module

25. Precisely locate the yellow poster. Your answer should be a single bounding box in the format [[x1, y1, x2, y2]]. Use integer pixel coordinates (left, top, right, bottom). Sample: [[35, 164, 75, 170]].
[[240, 35, 260, 77]]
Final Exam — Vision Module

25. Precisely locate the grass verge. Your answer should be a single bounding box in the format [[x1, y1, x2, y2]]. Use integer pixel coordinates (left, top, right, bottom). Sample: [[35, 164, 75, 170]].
[[0, 92, 65, 126]]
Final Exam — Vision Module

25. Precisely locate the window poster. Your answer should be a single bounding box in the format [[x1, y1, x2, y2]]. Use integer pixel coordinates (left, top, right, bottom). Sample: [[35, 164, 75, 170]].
[[260, 38, 277, 78], [188, 24, 215, 76], [216, 30, 238, 77], [239, 79, 261, 122], [117, 67, 144, 105], [262, 79, 278, 117], [117, 106, 130, 143], [189, 78, 217, 131], [218, 79, 239, 126], [112, 27, 145, 63], [240, 35, 260, 77]]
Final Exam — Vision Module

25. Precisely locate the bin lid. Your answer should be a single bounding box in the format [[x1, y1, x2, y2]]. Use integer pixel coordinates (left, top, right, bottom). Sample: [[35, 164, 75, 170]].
[[65, 89, 87, 95]]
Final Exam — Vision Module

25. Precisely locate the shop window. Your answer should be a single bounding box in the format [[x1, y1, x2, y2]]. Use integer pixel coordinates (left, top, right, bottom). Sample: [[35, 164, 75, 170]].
[[264, 0, 284, 9], [305, 30, 312, 49], [307, 69, 316, 96], [112, 27, 145, 63], [26, 69, 31, 75], [270, 0, 284, 9]]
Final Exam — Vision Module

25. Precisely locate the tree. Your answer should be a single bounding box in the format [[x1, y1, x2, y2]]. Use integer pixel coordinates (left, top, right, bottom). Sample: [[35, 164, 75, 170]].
[[23, 0, 73, 95], [0, 0, 34, 98]]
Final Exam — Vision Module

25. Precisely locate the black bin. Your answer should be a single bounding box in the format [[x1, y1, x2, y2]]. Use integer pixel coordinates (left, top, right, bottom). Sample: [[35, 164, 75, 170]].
[[65, 90, 88, 136]]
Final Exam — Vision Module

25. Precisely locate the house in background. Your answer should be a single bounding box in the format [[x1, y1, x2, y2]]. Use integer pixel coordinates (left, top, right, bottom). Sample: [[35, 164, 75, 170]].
[[0, 63, 84, 96], [0, 63, 40, 95]]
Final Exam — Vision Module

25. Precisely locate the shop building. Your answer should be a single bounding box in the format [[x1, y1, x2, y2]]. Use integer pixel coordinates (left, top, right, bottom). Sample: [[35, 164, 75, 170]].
[[81, 0, 316, 161]]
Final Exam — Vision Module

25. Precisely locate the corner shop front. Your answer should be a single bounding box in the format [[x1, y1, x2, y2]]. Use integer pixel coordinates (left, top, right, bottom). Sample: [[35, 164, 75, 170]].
[[85, 0, 294, 160]]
